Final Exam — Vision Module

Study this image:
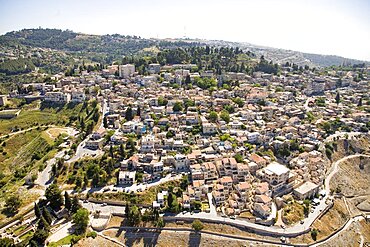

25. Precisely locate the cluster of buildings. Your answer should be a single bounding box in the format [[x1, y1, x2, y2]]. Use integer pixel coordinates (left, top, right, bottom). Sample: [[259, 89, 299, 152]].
[[6, 59, 370, 222]]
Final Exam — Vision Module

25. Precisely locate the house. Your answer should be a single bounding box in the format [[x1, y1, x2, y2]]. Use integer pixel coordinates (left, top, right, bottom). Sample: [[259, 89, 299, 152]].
[[254, 203, 271, 218], [119, 64, 135, 78], [148, 63, 161, 74], [118, 171, 136, 185], [203, 162, 218, 183], [212, 191, 225, 206], [255, 182, 270, 195], [71, 90, 86, 102], [0, 95, 8, 106], [140, 134, 155, 153], [235, 181, 251, 199], [202, 122, 217, 135], [157, 192, 165, 206], [174, 154, 189, 171], [92, 128, 107, 140], [257, 162, 290, 195], [85, 138, 104, 150], [255, 194, 272, 205], [249, 153, 266, 168], [293, 181, 320, 200], [219, 176, 233, 194], [45, 91, 70, 103], [182, 194, 191, 209]]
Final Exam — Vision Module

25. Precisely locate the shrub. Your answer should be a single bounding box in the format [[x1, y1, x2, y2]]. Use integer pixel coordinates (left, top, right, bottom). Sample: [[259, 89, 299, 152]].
[[192, 219, 204, 231], [87, 231, 97, 239]]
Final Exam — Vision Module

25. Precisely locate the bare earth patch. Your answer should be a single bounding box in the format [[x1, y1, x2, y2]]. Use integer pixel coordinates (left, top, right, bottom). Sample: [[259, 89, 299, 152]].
[[330, 156, 370, 197], [103, 228, 277, 247], [107, 216, 125, 228], [75, 235, 121, 247]]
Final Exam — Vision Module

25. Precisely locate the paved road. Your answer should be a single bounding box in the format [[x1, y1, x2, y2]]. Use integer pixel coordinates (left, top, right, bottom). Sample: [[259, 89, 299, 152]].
[[99, 99, 109, 129], [0, 126, 40, 139], [35, 150, 66, 188], [79, 174, 183, 214], [66, 139, 104, 164]]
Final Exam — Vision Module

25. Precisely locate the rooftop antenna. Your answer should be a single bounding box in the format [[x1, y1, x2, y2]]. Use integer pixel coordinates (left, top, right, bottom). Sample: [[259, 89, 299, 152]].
[[183, 26, 187, 39]]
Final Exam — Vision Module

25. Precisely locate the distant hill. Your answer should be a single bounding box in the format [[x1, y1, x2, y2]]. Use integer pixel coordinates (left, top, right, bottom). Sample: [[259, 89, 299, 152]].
[[175, 39, 368, 68], [0, 28, 204, 61], [0, 28, 368, 68]]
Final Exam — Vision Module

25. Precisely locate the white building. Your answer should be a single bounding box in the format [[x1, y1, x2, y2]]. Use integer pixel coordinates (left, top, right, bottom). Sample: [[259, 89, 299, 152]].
[[118, 171, 136, 185], [202, 123, 217, 135], [174, 154, 189, 171], [257, 162, 291, 195], [0, 95, 8, 106], [148, 63, 161, 74], [44, 92, 71, 103], [140, 134, 155, 153], [71, 90, 86, 103], [119, 64, 135, 78], [293, 181, 320, 200]]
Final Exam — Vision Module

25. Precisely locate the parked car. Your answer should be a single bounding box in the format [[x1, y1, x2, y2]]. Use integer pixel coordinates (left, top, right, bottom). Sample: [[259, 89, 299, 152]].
[[230, 215, 236, 219], [102, 203, 107, 206]]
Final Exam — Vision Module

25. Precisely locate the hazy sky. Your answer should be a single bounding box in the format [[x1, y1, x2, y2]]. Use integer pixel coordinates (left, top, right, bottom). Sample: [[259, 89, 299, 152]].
[[0, 0, 369, 61]]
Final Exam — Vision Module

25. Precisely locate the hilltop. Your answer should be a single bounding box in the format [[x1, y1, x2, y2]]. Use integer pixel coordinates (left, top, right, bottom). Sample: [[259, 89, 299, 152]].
[[1, 28, 368, 68]]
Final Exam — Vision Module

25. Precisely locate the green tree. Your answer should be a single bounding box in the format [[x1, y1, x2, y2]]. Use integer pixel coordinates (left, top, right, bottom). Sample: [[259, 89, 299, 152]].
[[208, 111, 218, 123], [32, 228, 49, 244], [42, 209, 53, 225], [71, 196, 82, 214], [335, 92, 340, 105], [34, 202, 42, 218], [158, 96, 168, 106], [358, 97, 363, 107], [185, 74, 191, 84], [5, 195, 21, 214], [234, 153, 243, 163], [127, 205, 142, 226], [311, 228, 318, 241], [65, 191, 72, 211], [125, 107, 133, 121], [173, 101, 183, 112], [45, 184, 64, 210], [220, 110, 230, 123], [0, 237, 14, 247], [37, 215, 50, 231], [192, 219, 204, 231], [103, 116, 108, 128], [72, 208, 89, 235], [232, 97, 244, 108]]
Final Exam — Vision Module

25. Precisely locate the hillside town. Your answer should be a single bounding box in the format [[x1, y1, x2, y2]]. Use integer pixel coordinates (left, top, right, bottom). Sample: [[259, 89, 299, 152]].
[[0, 32, 369, 246], [1, 60, 368, 223]]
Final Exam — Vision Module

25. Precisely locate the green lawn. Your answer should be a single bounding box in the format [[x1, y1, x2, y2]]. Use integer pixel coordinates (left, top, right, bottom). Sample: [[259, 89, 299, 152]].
[[0, 102, 84, 136], [48, 234, 79, 247]]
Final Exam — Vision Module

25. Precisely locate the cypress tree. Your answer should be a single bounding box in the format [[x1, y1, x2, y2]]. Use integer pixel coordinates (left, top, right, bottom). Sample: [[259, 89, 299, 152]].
[[34, 203, 41, 218], [64, 191, 72, 211], [42, 209, 53, 225]]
